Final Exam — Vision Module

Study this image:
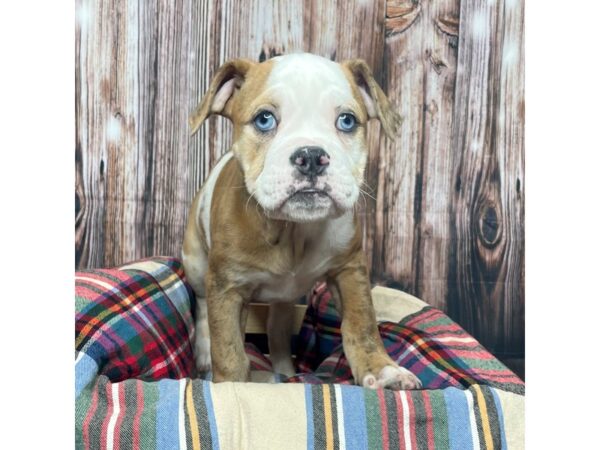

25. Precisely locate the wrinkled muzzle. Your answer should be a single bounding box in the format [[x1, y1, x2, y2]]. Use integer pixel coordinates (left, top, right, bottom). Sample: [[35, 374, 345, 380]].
[[252, 136, 363, 222]]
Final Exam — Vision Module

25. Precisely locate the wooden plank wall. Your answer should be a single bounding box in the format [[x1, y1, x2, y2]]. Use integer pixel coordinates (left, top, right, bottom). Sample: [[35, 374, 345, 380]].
[[75, 0, 524, 358]]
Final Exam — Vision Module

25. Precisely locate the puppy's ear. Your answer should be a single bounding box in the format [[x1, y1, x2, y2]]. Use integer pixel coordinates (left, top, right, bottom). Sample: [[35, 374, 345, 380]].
[[342, 59, 402, 139], [189, 59, 255, 135]]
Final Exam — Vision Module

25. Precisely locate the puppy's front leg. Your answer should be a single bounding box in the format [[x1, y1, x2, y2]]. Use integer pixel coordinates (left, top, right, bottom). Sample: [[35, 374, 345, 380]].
[[267, 302, 296, 377], [331, 257, 422, 390], [205, 270, 250, 383]]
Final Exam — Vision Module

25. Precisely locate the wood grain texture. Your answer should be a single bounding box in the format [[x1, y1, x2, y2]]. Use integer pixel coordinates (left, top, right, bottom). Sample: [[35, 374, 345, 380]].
[[75, 0, 524, 356], [376, 0, 461, 311], [374, 0, 461, 309], [76, 0, 194, 267], [372, 0, 425, 296], [415, 0, 460, 311], [447, 0, 524, 353]]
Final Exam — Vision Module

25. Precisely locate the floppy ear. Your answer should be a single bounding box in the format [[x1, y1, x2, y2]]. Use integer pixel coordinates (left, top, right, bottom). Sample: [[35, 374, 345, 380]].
[[342, 59, 402, 139], [189, 59, 256, 135]]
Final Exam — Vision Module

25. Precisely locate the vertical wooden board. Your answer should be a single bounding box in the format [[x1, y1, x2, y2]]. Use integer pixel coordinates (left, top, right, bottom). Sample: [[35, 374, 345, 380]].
[[187, 0, 209, 197], [135, 0, 159, 258], [111, 0, 140, 265], [76, 0, 150, 268], [76, 0, 116, 268], [302, 0, 385, 67], [302, 0, 338, 57], [448, 0, 524, 354], [375, 0, 425, 293], [145, 0, 194, 259], [494, 0, 524, 353], [414, 0, 460, 310], [106, 0, 155, 266], [75, 0, 91, 267]]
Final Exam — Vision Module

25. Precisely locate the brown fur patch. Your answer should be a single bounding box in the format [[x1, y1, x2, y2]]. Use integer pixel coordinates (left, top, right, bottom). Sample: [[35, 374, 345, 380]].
[[328, 250, 396, 383], [341, 59, 402, 139]]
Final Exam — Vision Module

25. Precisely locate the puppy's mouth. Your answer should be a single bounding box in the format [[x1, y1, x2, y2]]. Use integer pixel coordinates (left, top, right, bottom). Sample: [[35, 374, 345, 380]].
[[283, 186, 333, 211], [258, 181, 352, 222], [290, 187, 330, 200]]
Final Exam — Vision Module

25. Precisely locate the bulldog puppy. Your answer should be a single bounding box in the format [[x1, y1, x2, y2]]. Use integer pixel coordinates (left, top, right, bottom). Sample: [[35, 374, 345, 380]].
[[182, 53, 421, 390]]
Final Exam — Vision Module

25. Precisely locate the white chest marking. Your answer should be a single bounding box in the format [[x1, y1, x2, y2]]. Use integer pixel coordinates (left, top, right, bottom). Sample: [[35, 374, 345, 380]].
[[249, 211, 356, 302]]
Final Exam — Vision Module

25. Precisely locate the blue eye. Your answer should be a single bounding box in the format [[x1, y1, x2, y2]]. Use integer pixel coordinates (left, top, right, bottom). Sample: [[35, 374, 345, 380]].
[[336, 113, 357, 132], [254, 111, 277, 132]]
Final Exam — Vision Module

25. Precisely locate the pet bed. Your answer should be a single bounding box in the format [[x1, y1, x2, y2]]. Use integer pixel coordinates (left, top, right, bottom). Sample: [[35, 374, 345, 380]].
[[75, 257, 524, 449]]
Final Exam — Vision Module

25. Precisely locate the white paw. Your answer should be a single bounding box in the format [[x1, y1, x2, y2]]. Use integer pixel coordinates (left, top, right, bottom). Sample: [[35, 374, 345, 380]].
[[194, 335, 212, 373], [362, 365, 422, 390], [271, 358, 296, 378]]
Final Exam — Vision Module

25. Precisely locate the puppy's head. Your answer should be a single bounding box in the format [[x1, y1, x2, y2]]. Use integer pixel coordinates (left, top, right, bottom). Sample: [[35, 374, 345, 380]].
[[190, 53, 400, 222]]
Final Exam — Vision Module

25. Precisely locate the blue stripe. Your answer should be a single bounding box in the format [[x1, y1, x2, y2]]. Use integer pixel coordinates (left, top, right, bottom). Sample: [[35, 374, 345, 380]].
[[203, 382, 220, 450], [75, 352, 99, 398], [304, 385, 314, 450], [490, 388, 508, 450], [444, 387, 473, 450], [156, 379, 181, 450], [341, 385, 368, 449]]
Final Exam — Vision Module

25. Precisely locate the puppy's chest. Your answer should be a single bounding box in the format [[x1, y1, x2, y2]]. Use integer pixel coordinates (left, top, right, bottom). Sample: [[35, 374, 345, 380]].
[[258, 252, 330, 301], [245, 225, 350, 302]]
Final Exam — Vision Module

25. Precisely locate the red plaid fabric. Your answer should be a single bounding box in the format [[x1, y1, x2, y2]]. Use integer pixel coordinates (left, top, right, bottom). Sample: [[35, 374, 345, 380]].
[[75, 257, 197, 382], [286, 285, 524, 394]]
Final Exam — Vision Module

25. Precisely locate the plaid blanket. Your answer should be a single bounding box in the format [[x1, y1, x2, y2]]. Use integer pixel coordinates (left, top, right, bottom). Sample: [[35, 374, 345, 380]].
[[76, 257, 524, 449]]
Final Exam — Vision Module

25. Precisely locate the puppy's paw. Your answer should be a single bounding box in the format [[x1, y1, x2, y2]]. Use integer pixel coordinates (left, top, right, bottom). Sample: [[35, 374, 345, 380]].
[[362, 365, 422, 390], [272, 358, 296, 378], [194, 336, 212, 373]]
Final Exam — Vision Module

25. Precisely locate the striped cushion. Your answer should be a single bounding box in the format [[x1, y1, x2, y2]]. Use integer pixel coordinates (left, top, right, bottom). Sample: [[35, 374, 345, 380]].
[[76, 257, 524, 449]]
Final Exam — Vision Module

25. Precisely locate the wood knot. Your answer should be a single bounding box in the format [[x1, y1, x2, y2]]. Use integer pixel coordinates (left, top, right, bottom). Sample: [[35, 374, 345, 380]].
[[478, 205, 502, 247], [421, 224, 433, 238], [426, 99, 439, 117], [455, 175, 462, 192], [385, 0, 421, 37], [435, 15, 459, 48], [75, 191, 82, 217], [426, 50, 448, 74]]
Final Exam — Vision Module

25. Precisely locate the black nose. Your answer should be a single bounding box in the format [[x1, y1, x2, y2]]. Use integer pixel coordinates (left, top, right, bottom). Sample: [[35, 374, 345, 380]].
[[290, 147, 330, 179]]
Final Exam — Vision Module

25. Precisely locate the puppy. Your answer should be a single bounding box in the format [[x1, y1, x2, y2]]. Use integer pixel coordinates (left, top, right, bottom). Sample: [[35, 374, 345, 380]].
[[182, 53, 421, 390]]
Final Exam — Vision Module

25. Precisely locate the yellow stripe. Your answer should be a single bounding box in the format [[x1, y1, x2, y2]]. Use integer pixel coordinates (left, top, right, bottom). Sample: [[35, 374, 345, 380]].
[[157, 272, 180, 290], [473, 385, 494, 450], [186, 382, 201, 450], [322, 384, 334, 450]]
